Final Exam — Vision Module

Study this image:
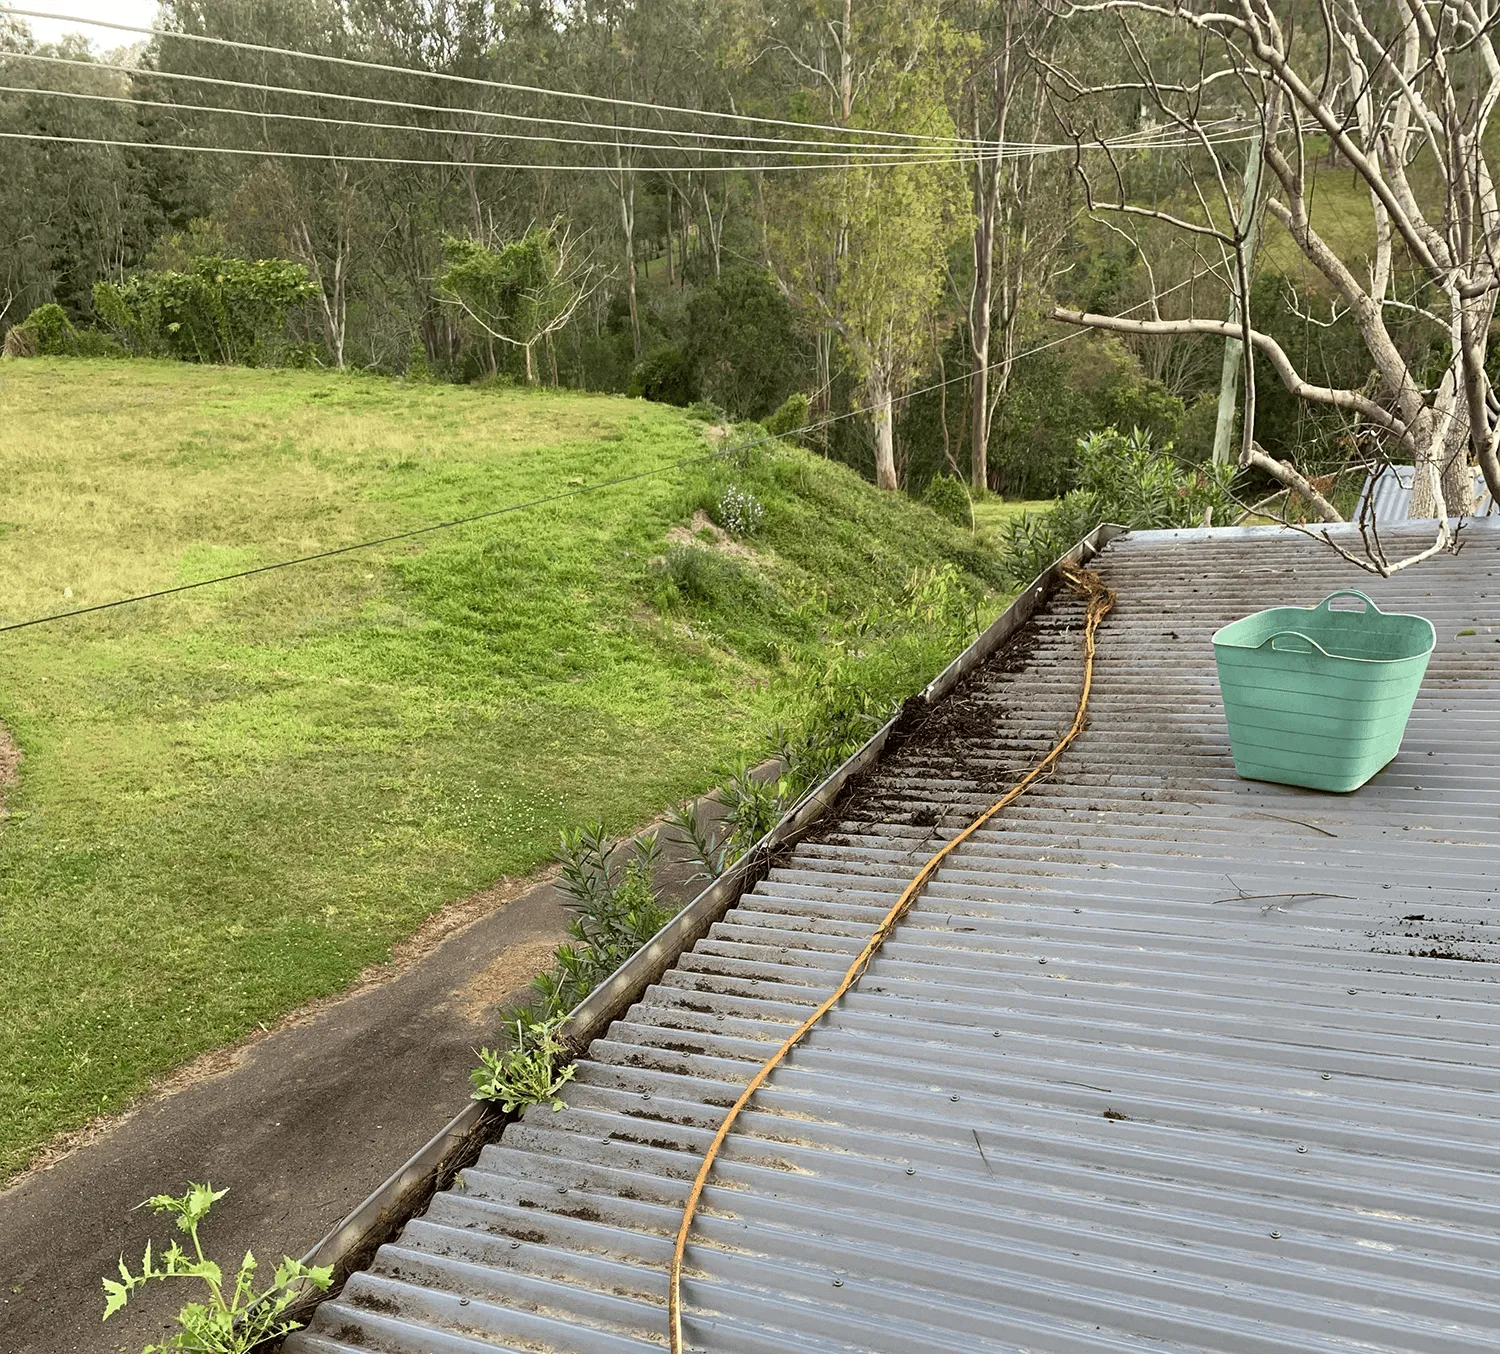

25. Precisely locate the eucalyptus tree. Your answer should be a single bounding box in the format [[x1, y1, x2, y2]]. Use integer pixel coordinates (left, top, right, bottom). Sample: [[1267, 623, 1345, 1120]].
[[756, 0, 969, 490]]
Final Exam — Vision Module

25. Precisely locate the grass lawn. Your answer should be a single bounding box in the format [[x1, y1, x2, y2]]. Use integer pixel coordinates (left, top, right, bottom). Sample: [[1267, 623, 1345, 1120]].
[[970, 495, 1056, 537], [0, 358, 1005, 1177]]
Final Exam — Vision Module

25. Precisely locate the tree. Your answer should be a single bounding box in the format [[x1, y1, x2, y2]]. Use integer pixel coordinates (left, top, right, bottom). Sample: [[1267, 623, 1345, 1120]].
[[760, 0, 968, 489], [1046, 0, 1500, 574], [438, 223, 606, 383], [955, 1, 1070, 492]]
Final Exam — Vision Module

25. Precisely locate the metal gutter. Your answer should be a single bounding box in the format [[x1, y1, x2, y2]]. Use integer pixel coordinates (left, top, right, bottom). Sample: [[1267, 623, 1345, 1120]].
[[270, 521, 1123, 1335]]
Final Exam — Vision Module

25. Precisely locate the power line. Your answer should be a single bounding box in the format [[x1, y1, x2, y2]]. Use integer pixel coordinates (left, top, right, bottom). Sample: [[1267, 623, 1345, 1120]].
[[0, 447, 731, 635], [0, 81, 1002, 163], [0, 270, 1221, 638], [7, 7, 988, 147], [6, 8, 1271, 157], [2, 50, 1071, 157], [0, 128, 967, 171]]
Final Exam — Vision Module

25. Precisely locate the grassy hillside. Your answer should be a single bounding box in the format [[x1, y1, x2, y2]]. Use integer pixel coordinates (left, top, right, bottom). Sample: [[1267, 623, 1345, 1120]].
[[0, 359, 1005, 1175]]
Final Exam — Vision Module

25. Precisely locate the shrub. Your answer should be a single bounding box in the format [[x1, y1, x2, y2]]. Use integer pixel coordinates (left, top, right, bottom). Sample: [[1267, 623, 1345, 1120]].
[[716, 484, 765, 537], [992, 336, 1185, 498], [6, 303, 78, 356], [921, 474, 973, 529], [995, 426, 1236, 587], [764, 391, 811, 440], [686, 267, 810, 419], [628, 344, 697, 405], [686, 399, 726, 423], [93, 256, 317, 365]]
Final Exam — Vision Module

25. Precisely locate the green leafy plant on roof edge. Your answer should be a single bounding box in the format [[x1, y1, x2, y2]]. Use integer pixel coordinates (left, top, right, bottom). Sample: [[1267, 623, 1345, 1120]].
[[101, 1183, 332, 1352]]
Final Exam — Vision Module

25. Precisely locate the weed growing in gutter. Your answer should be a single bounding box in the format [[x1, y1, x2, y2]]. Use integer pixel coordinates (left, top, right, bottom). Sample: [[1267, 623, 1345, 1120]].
[[673, 560, 983, 875], [471, 1019, 576, 1112], [470, 827, 669, 1112], [101, 1183, 331, 1352]]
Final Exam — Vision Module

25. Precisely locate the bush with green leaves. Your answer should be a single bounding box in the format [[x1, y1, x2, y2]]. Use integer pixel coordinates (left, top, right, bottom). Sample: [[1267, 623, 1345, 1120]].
[[921, 474, 973, 529], [5, 303, 78, 356], [93, 257, 317, 366], [764, 391, 811, 440], [995, 426, 1237, 587], [628, 343, 697, 405], [471, 826, 671, 1113], [686, 266, 810, 419], [101, 1183, 331, 1353], [471, 1018, 576, 1112]]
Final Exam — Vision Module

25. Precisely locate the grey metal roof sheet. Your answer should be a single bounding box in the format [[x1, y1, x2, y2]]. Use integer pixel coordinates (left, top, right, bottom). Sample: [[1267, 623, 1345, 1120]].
[[1354, 463, 1495, 522], [287, 522, 1500, 1354]]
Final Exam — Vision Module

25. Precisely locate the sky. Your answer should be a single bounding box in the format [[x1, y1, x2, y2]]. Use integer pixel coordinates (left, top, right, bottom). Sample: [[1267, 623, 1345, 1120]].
[[15, 1, 160, 46]]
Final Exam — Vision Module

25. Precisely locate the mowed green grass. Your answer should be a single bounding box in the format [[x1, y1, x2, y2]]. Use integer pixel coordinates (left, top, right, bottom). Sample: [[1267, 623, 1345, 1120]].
[[0, 359, 1003, 1176], [971, 496, 1056, 536]]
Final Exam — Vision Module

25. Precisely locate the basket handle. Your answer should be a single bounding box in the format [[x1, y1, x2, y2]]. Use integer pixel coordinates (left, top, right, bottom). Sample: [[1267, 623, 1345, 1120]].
[[1315, 589, 1381, 614], [1264, 630, 1330, 655]]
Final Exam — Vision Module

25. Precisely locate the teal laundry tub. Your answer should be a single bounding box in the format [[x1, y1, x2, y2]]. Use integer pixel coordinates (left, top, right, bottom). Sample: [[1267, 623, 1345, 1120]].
[[1212, 590, 1436, 793]]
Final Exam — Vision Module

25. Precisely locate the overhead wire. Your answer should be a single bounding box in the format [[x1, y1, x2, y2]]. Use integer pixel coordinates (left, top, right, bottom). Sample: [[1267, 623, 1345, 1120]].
[[0, 81, 1008, 164], [7, 8, 1264, 158], [5, 7, 1004, 146], [0, 128, 971, 170], [0, 268, 1218, 638], [1, 50, 1103, 157]]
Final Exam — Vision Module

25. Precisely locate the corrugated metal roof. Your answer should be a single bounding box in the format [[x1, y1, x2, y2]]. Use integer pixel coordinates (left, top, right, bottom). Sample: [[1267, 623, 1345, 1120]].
[[1355, 463, 1495, 522], [286, 522, 1500, 1354]]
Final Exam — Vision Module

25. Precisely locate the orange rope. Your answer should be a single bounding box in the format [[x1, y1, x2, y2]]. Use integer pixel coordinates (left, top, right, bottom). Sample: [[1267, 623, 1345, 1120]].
[[667, 562, 1116, 1353]]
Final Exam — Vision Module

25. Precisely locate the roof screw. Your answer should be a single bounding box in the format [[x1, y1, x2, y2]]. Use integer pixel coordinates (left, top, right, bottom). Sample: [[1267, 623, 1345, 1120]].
[[557, 1186, 569, 1194], [992, 1031, 1001, 1037], [1269, 1230, 1281, 1240], [510, 1241, 521, 1249], [1347, 988, 1357, 995], [459, 1298, 470, 1306], [906, 1167, 916, 1176], [951, 1094, 960, 1101], [1038, 958, 1048, 966], [1296, 1146, 1308, 1154], [832, 1279, 843, 1288], [1321, 1073, 1332, 1081], [643, 1092, 652, 1100]]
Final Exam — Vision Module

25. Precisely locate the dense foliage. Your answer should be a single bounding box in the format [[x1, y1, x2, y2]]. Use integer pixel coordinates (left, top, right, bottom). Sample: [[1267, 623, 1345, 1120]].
[[995, 427, 1237, 587]]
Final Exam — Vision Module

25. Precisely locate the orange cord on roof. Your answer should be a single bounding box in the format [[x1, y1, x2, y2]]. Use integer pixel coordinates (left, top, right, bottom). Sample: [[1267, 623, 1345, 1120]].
[[667, 562, 1116, 1353]]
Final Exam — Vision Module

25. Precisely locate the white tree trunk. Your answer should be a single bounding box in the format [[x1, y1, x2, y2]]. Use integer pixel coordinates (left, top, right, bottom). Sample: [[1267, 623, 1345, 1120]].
[[871, 369, 898, 491]]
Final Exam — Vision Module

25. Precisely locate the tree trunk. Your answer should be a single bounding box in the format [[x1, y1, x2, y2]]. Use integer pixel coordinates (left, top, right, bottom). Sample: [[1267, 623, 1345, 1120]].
[[616, 163, 641, 360], [1411, 370, 1476, 519], [871, 368, 898, 490], [968, 54, 1004, 493]]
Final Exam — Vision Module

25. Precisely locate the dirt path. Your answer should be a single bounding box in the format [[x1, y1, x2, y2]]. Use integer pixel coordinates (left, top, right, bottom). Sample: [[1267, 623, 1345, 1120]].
[[0, 808, 722, 1354]]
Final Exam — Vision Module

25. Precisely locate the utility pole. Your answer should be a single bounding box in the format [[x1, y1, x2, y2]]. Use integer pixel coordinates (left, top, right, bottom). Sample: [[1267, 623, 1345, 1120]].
[[1212, 129, 1265, 466]]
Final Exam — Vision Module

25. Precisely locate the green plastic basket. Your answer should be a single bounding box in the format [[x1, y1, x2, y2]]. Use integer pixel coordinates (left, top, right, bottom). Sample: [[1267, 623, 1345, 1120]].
[[1212, 590, 1436, 793]]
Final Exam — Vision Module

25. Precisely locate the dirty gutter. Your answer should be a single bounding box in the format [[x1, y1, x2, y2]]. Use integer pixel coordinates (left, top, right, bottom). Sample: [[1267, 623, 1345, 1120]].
[[270, 521, 1126, 1336]]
